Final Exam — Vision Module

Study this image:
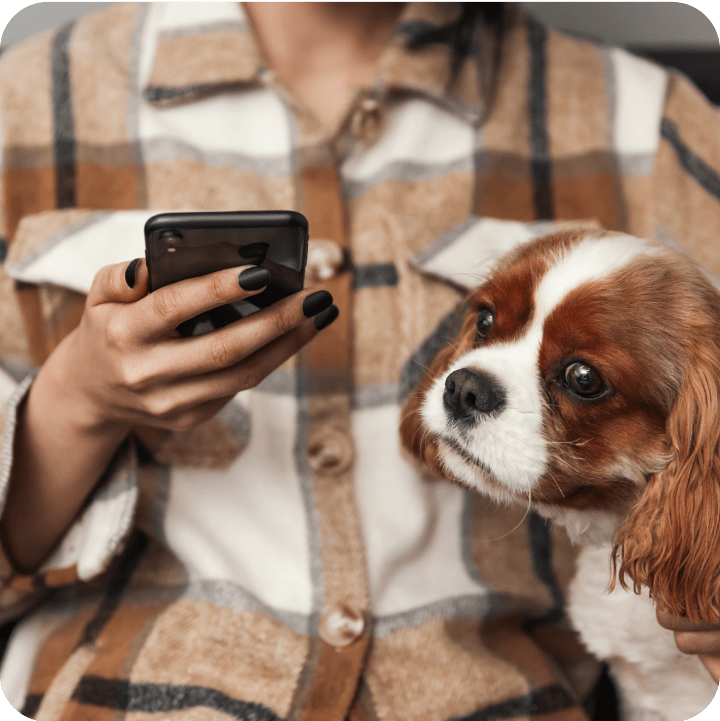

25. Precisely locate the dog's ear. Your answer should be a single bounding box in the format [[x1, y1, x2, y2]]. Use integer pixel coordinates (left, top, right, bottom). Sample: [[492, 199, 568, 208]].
[[613, 340, 720, 622]]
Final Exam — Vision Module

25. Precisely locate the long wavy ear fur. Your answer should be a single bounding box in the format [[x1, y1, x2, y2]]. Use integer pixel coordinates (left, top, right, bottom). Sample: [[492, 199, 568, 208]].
[[613, 342, 720, 622]]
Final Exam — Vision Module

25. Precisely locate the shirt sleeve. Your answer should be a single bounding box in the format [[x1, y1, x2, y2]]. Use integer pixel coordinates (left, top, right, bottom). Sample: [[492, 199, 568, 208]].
[[0, 352, 140, 626], [0, 213, 142, 617]]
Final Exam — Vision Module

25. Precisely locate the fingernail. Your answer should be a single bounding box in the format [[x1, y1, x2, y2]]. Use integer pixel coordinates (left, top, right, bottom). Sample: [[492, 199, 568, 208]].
[[238, 266, 271, 291], [302, 290, 333, 318], [314, 304, 339, 331], [125, 258, 141, 288]]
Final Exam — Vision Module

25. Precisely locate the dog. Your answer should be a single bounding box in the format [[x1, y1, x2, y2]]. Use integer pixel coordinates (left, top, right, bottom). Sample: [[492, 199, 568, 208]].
[[400, 228, 720, 720]]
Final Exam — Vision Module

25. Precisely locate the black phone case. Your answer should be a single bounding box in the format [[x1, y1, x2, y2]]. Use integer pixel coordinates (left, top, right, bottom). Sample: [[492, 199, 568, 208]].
[[145, 211, 308, 336]]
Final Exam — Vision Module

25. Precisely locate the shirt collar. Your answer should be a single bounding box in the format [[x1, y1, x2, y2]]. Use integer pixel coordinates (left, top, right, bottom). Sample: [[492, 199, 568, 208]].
[[410, 218, 605, 291], [143, 2, 263, 105], [143, 2, 506, 121], [375, 2, 498, 124]]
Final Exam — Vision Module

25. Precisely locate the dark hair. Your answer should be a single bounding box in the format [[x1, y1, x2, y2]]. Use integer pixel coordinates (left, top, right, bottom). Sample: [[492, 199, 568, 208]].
[[407, 3, 505, 55], [474, 3, 505, 26]]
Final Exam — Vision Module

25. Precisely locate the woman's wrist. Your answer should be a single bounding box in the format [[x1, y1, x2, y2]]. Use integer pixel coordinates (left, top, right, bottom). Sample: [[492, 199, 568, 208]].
[[34, 335, 132, 442]]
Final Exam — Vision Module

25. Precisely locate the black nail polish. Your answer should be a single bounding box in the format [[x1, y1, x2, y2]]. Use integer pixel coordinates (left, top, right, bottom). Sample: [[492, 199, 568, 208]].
[[238, 266, 271, 291], [302, 290, 333, 318], [314, 304, 339, 331], [125, 258, 141, 288]]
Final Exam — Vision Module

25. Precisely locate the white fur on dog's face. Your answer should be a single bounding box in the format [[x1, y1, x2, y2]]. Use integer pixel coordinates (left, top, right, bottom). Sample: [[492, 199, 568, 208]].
[[419, 232, 665, 507], [421, 328, 548, 502]]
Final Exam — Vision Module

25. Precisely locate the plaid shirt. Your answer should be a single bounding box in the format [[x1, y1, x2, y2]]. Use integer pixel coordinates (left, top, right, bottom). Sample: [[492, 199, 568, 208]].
[[1, 3, 719, 720]]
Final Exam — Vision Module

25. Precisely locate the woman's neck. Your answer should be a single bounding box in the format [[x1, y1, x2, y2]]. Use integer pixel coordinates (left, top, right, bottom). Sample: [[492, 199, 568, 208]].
[[244, 3, 404, 127]]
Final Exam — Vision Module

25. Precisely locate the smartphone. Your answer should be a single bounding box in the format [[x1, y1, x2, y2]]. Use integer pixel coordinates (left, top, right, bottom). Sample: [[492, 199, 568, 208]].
[[145, 211, 309, 336]]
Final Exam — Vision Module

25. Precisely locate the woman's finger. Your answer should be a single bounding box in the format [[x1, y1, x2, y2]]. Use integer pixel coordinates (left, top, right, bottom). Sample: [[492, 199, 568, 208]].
[[141, 308, 337, 416], [656, 607, 720, 634], [122, 264, 269, 340], [673, 630, 720, 656], [160, 290, 334, 377], [699, 654, 720, 684]]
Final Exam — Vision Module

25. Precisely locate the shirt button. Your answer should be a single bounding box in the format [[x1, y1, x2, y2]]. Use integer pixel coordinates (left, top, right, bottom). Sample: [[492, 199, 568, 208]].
[[307, 428, 354, 476], [319, 603, 365, 647], [350, 96, 382, 140], [306, 238, 344, 282]]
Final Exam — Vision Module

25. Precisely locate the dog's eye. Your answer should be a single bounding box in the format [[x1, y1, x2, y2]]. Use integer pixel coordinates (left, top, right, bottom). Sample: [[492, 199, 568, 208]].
[[475, 308, 495, 340], [563, 362, 606, 398]]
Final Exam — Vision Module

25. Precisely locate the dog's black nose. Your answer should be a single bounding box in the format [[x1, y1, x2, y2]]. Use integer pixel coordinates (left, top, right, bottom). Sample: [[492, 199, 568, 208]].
[[443, 368, 505, 420]]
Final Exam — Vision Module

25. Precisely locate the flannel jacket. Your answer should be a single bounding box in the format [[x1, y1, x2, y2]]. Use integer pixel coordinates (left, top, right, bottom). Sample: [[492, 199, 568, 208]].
[[0, 3, 719, 720]]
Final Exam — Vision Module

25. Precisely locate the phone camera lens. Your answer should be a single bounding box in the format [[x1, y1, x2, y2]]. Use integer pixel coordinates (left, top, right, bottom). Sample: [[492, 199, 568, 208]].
[[159, 229, 183, 245]]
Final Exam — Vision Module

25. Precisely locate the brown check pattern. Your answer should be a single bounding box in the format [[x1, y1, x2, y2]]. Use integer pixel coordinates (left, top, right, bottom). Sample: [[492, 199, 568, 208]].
[[1, 3, 720, 720]]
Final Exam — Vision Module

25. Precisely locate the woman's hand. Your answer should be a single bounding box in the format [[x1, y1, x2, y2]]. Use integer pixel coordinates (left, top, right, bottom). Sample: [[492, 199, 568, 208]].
[[51, 258, 334, 434], [657, 607, 720, 683], [0, 258, 336, 573]]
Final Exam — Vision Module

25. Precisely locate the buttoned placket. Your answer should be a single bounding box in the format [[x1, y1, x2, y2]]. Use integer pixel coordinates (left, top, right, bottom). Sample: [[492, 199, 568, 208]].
[[285, 130, 371, 719]]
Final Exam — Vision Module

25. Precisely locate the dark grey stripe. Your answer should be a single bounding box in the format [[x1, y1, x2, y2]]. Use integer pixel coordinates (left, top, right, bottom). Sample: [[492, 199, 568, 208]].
[[72, 676, 284, 720], [353, 263, 398, 288], [450, 683, 577, 721], [20, 694, 43, 718], [352, 382, 398, 409], [461, 492, 483, 585], [303, 368, 353, 396], [601, 47, 629, 231], [51, 21, 77, 208], [235, 379, 402, 409], [398, 5, 483, 57], [149, 465, 172, 545], [526, 17, 553, 220], [0, 357, 33, 382], [145, 80, 256, 105], [145, 84, 200, 104], [374, 594, 495, 638], [412, 216, 477, 268], [398, 303, 463, 400], [127, 2, 150, 208], [661, 117, 720, 202], [180, 580, 312, 636], [217, 399, 251, 449], [0, 236, 6, 262], [343, 157, 473, 199], [142, 137, 292, 176], [76, 529, 149, 648], [524, 512, 565, 631]]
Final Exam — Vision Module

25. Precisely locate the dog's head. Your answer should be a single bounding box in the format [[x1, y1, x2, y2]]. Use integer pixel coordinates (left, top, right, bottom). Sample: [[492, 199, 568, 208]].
[[400, 229, 720, 621]]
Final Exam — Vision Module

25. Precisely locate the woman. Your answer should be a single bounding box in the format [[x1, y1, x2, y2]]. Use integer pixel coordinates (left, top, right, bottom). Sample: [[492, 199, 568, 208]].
[[0, 3, 717, 718]]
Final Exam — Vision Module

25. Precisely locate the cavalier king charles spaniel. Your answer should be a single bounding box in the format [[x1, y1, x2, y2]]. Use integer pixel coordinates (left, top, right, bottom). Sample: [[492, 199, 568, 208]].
[[401, 228, 720, 720]]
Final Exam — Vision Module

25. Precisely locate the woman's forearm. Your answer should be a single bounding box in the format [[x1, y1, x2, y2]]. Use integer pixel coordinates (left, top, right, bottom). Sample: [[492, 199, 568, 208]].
[[0, 360, 130, 574]]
